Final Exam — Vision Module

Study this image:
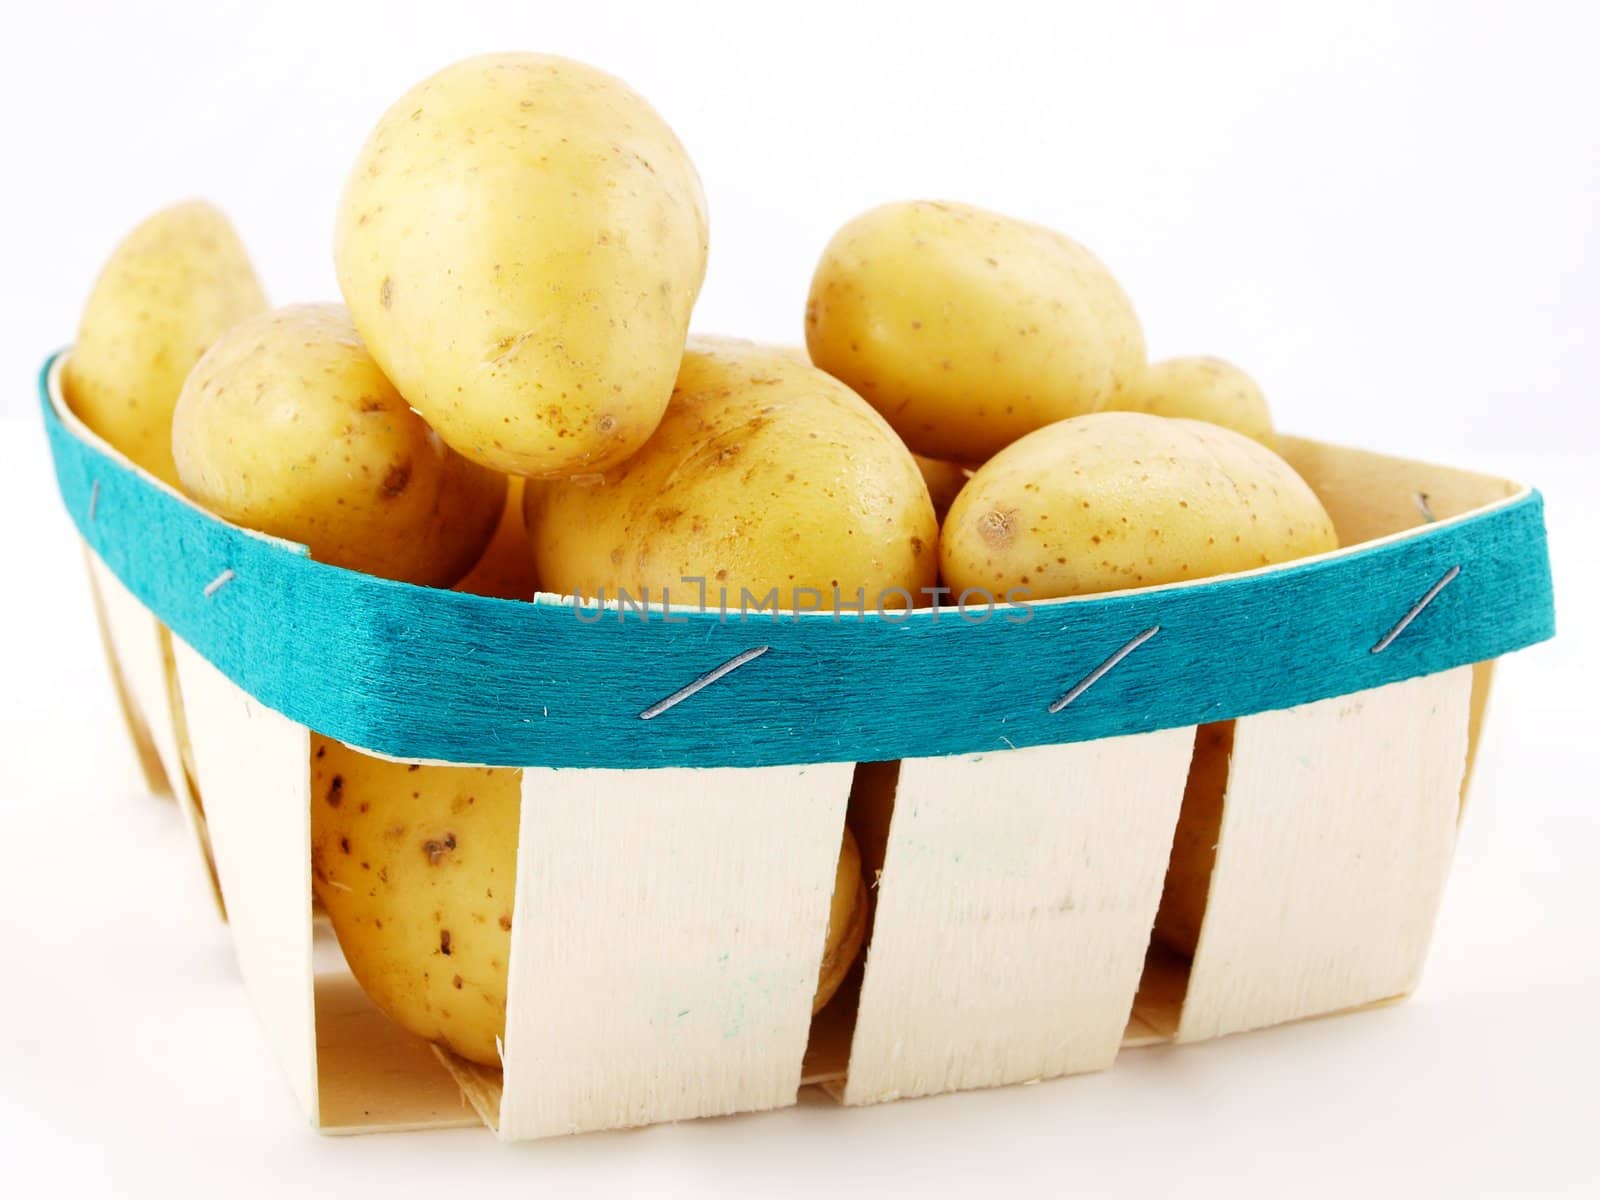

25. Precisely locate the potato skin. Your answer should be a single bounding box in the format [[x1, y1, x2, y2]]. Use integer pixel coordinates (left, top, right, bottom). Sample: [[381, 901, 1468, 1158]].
[[451, 476, 538, 601], [335, 53, 709, 478], [1119, 356, 1275, 447], [805, 201, 1144, 463], [914, 453, 973, 524], [940, 412, 1337, 599], [526, 336, 938, 609], [172, 304, 505, 586], [310, 737, 520, 1067], [814, 827, 865, 1013], [63, 201, 266, 486], [1152, 720, 1233, 958]]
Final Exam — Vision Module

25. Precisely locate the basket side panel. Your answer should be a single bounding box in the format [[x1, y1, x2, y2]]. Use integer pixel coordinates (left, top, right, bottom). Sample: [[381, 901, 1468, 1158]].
[[85, 546, 222, 912], [842, 728, 1196, 1105], [497, 762, 853, 1140], [83, 544, 170, 797], [1460, 660, 1496, 817], [171, 637, 318, 1123], [1177, 666, 1472, 1042], [313, 972, 482, 1135]]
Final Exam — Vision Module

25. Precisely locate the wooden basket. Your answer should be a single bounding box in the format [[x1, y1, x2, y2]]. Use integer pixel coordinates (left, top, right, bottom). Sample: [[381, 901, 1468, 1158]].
[[40, 353, 1555, 1140]]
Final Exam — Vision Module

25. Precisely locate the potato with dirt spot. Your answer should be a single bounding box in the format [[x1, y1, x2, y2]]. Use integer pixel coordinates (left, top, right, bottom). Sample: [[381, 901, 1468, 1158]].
[[526, 336, 938, 609], [940, 411, 1336, 599], [171, 303, 504, 586], [334, 53, 709, 478], [1117, 356, 1275, 447], [63, 201, 267, 486], [310, 737, 520, 1066], [805, 200, 1144, 463]]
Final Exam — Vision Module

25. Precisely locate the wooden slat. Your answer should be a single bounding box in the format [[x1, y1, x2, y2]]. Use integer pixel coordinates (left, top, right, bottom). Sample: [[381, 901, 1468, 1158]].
[[1177, 667, 1472, 1042], [842, 729, 1195, 1105], [83, 544, 170, 797], [86, 548, 222, 914], [496, 762, 853, 1139], [170, 638, 319, 1123]]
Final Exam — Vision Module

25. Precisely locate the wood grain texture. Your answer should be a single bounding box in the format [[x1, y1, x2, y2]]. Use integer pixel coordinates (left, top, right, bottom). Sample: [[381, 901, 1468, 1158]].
[[171, 637, 319, 1123], [86, 548, 222, 913], [496, 762, 853, 1139], [1278, 435, 1520, 543], [1177, 667, 1473, 1042], [843, 730, 1195, 1105], [83, 543, 170, 797], [1461, 660, 1496, 816], [315, 973, 480, 1134]]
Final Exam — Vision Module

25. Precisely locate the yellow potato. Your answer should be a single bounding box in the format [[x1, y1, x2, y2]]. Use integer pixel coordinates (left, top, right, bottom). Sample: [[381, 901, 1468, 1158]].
[[805, 200, 1144, 463], [1152, 721, 1232, 958], [172, 304, 504, 586], [1118, 356, 1275, 447], [451, 476, 538, 601], [310, 737, 520, 1067], [527, 336, 938, 610], [940, 411, 1337, 599], [63, 201, 267, 486], [335, 53, 709, 478], [914, 453, 973, 524], [815, 827, 866, 1012]]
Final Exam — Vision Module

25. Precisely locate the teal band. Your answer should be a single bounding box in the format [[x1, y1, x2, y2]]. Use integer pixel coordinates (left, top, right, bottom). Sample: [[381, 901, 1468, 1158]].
[[41, 354, 1556, 769]]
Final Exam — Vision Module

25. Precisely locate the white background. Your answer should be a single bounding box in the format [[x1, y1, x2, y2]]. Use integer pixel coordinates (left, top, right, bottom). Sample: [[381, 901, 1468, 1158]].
[[1, 1, 1596, 1196]]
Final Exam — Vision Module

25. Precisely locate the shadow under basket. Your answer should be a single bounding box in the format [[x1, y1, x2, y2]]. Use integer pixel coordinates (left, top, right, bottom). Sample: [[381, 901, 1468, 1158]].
[[40, 354, 1554, 1140]]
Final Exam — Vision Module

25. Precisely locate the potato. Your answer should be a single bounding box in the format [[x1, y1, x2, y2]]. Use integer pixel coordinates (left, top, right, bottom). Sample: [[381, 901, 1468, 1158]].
[[310, 737, 520, 1066], [815, 827, 866, 1012], [171, 304, 505, 586], [451, 476, 538, 601], [940, 412, 1337, 599], [914, 453, 972, 524], [805, 200, 1144, 463], [527, 336, 938, 610], [63, 201, 267, 486], [335, 53, 709, 479], [1151, 721, 1232, 958], [1118, 356, 1274, 447]]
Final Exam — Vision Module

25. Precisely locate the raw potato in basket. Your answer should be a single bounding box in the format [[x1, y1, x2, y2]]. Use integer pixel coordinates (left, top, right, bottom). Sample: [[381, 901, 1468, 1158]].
[[1115, 355, 1275, 448], [940, 412, 1336, 597], [525, 336, 939, 606], [335, 53, 709, 479], [63, 201, 267, 487], [171, 304, 506, 588], [806, 200, 1144, 464]]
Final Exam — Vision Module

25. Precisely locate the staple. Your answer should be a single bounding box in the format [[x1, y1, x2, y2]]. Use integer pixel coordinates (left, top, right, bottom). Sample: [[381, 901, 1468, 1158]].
[[88, 480, 100, 522], [1049, 625, 1160, 714], [639, 646, 771, 720], [1371, 565, 1460, 654], [1415, 492, 1436, 523], [203, 568, 237, 599]]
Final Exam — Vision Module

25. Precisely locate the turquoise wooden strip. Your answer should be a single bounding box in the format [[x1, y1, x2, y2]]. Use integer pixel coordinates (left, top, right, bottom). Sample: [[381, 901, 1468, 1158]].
[[40, 354, 1556, 770]]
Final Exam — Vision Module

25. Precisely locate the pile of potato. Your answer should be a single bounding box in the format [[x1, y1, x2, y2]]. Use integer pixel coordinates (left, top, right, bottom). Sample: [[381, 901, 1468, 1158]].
[[63, 53, 1338, 1067]]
